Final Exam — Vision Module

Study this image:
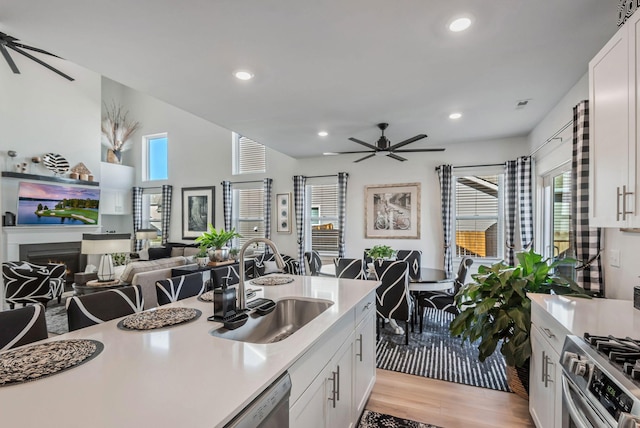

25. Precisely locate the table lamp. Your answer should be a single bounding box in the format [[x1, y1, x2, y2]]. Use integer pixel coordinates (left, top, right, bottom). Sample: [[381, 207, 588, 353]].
[[81, 233, 131, 281], [135, 228, 158, 250]]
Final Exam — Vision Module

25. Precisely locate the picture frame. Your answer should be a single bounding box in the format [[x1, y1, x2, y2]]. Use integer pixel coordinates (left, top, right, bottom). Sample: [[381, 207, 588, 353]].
[[182, 186, 215, 239], [276, 193, 292, 233], [364, 182, 420, 239]]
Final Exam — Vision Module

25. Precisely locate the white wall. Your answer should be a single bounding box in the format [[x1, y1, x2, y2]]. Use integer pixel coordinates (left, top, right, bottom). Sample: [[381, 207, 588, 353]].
[[296, 137, 529, 269], [529, 73, 640, 300]]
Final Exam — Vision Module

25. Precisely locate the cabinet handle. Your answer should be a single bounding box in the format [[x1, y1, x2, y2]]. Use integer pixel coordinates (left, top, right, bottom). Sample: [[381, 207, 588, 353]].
[[356, 334, 363, 362], [363, 302, 372, 311], [541, 350, 547, 383], [328, 370, 338, 408], [618, 187, 622, 222], [336, 364, 341, 402], [623, 185, 634, 220], [542, 327, 555, 339], [544, 356, 554, 388]]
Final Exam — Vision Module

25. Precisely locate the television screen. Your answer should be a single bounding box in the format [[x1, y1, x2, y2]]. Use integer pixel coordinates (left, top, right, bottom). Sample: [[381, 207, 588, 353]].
[[17, 182, 100, 226]]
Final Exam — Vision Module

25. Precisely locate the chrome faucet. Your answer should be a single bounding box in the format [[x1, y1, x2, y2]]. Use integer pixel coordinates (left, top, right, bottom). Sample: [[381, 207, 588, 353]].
[[238, 238, 286, 311]]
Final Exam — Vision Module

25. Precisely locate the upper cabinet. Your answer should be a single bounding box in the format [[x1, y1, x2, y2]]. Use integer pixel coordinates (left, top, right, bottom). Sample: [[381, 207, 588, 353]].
[[589, 15, 640, 227], [100, 162, 134, 215]]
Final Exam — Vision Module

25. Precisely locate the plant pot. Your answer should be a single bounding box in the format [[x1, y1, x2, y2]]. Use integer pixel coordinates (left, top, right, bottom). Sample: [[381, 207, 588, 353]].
[[208, 247, 229, 262], [506, 360, 530, 400], [106, 149, 122, 164], [196, 257, 209, 267]]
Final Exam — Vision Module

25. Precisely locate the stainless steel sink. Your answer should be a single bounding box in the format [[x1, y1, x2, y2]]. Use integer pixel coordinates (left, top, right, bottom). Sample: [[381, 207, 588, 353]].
[[210, 297, 334, 344]]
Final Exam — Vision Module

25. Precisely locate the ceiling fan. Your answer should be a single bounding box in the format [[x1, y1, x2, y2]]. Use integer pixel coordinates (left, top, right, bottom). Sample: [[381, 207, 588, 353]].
[[0, 31, 74, 81], [335, 123, 445, 162]]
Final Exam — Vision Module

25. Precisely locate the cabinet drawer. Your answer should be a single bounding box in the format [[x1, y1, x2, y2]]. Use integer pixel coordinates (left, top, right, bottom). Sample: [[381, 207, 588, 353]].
[[531, 303, 569, 354], [355, 290, 375, 327]]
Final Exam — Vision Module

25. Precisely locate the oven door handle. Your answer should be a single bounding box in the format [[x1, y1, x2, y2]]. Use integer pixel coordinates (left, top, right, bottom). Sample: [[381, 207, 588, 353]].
[[562, 375, 609, 428]]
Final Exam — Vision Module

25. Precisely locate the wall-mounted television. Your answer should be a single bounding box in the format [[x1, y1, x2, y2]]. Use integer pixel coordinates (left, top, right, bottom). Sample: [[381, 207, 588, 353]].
[[17, 182, 100, 226]]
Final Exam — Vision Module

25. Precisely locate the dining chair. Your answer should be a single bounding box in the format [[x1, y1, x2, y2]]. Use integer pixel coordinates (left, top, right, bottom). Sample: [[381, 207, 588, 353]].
[[156, 272, 205, 305], [373, 260, 411, 345], [66, 285, 144, 331], [304, 250, 334, 277], [254, 253, 299, 276], [417, 257, 473, 332], [0, 303, 48, 351], [334, 258, 366, 280], [2, 261, 61, 309], [396, 250, 422, 280]]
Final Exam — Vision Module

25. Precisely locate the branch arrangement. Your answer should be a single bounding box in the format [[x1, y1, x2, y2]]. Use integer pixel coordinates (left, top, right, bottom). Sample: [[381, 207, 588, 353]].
[[101, 102, 141, 152]]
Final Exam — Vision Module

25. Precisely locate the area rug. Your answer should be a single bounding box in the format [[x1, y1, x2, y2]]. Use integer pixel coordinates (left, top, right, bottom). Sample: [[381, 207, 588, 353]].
[[376, 307, 510, 393], [45, 302, 69, 335], [358, 410, 440, 428]]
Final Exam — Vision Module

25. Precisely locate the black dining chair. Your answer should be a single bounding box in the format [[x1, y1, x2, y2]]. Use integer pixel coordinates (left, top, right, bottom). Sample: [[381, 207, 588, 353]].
[[2, 261, 65, 309], [396, 250, 422, 281], [0, 304, 48, 351], [373, 260, 411, 345], [66, 285, 144, 331], [156, 272, 205, 305], [254, 253, 300, 276], [417, 257, 473, 332], [334, 258, 366, 280], [304, 250, 334, 277]]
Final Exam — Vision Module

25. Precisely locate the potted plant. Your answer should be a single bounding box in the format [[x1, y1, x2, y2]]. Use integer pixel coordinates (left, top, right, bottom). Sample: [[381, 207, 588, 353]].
[[101, 102, 141, 164], [228, 247, 239, 261], [195, 224, 242, 262], [366, 245, 396, 261], [449, 249, 589, 399], [195, 246, 209, 267]]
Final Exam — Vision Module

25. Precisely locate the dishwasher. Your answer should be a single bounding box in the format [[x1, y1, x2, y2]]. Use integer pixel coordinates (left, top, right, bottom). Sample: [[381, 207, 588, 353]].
[[224, 372, 292, 428]]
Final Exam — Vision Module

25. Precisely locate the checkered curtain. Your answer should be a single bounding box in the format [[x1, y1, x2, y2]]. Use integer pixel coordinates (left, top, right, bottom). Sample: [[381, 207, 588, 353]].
[[518, 156, 534, 250], [132, 187, 143, 251], [293, 175, 307, 275], [437, 165, 453, 274], [505, 161, 518, 266], [337, 172, 349, 257], [222, 181, 232, 232], [572, 100, 603, 294], [263, 178, 273, 240], [161, 185, 172, 245]]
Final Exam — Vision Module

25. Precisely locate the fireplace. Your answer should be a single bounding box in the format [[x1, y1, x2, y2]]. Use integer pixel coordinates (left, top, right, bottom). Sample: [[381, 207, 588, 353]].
[[19, 242, 86, 285]]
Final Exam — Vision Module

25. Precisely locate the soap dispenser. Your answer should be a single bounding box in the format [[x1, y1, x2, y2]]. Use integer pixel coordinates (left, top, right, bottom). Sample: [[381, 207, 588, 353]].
[[213, 285, 237, 319]]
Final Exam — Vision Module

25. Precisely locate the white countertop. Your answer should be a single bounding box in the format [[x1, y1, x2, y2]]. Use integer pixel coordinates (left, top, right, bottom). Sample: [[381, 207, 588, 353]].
[[0, 275, 379, 428], [529, 293, 640, 338]]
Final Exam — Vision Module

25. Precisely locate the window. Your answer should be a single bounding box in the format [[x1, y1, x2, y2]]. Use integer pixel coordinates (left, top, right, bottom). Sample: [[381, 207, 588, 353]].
[[307, 183, 339, 257], [232, 186, 265, 250], [142, 189, 163, 246], [143, 133, 168, 181], [453, 172, 504, 260], [233, 133, 266, 175]]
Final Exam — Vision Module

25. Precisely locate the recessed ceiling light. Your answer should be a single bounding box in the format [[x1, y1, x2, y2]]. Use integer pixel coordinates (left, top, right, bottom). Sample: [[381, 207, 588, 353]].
[[318, 131, 329, 137], [234, 70, 254, 80], [449, 112, 462, 119], [449, 17, 472, 32]]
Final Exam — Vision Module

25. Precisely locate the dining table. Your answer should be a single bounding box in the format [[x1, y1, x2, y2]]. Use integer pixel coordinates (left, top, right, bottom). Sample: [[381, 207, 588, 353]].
[[408, 267, 454, 292]]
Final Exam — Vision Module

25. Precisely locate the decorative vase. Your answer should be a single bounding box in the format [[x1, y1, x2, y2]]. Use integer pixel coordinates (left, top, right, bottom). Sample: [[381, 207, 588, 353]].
[[506, 361, 530, 400], [196, 257, 209, 267], [106, 148, 122, 164], [208, 247, 229, 262]]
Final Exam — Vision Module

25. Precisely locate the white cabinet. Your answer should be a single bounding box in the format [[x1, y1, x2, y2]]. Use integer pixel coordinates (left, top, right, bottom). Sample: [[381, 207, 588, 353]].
[[529, 303, 570, 428], [589, 14, 640, 227], [99, 163, 134, 216], [290, 290, 376, 428]]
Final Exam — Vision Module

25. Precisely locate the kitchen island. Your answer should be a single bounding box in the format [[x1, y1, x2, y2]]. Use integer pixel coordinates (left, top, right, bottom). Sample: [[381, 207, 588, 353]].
[[0, 275, 379, 427]]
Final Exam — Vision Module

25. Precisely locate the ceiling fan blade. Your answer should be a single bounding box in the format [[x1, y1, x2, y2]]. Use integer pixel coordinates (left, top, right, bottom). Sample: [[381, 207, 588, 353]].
[[7, 44, 74, 81], [388, 134, 428, 151], [394, 148, 446, 153], [11, 42, 62, 58], [0, 43, 20, 73], [332, 150, 376, 155], [387, 153, 407, 162], [348, 137, 378, 151], [354, 153, 376, 163]]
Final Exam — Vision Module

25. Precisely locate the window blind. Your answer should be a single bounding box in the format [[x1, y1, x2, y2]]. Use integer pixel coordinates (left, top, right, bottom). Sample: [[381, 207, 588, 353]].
[[237, 136, 266, 174], [234, 188, 265, 249], [309, 183, 339, 255]]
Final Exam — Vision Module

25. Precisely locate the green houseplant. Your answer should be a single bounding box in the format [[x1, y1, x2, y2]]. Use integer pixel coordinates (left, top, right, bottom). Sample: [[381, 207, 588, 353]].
[[366, 245, 396, 260], [195, 246, 209, 267], [195, 224, 242, 262], [449, 249, 588, 397]]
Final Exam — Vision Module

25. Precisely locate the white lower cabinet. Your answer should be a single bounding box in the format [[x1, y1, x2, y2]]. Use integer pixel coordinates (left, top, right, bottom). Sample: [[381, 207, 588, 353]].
[[290, 291, 376, 428]]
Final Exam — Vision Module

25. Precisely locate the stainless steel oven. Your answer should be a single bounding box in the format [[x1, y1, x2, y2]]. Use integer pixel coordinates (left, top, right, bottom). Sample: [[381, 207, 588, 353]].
[[561, 335, 640, 428]]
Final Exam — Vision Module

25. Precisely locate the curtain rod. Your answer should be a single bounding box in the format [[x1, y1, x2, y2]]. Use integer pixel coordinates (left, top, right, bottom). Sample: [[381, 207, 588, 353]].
[[307, 174, 340, 179], [223, 180, 264, 185], [435, 163, 505, 171], [142, 186, 162, 191], [529, 119, 572, 157]]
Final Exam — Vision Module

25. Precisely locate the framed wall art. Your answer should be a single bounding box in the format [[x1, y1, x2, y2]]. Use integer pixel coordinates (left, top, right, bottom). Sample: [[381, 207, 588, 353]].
[[364, 182, 420, 239], [276, 193, 292, 233], [182, 186, 215, 239]]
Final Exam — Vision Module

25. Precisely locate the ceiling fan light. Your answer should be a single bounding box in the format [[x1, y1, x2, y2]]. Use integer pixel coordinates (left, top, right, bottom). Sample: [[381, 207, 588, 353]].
[[449, 17, 472, 32], [374, 150, 387, 156]]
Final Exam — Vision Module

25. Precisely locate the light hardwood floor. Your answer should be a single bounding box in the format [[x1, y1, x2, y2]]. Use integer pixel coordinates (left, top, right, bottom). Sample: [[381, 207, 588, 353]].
[[365, 369, 535, 428]]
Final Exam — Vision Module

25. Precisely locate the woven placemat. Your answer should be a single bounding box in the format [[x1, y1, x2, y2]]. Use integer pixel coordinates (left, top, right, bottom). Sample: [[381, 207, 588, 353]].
[[198, 291, 214, 302], [0, 339, 104, 387], [118, 308, 201, 331], [250, 276, 294, 286]]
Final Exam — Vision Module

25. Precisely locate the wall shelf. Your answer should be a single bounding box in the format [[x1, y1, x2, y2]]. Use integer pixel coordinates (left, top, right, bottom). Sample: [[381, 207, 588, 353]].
[[1, 171, 100, 187]]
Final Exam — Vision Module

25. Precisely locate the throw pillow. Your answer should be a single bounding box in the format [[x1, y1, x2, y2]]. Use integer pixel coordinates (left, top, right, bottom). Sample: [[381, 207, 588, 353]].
[[263, 261, 282, 274], [138, 248, 150, 261], [16, 262, 32, 271], [148, 246, 172, 260]]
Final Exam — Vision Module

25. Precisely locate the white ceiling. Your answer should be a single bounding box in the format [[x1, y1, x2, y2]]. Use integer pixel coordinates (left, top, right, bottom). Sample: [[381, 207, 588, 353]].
[[0, 1, 618, 159]]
